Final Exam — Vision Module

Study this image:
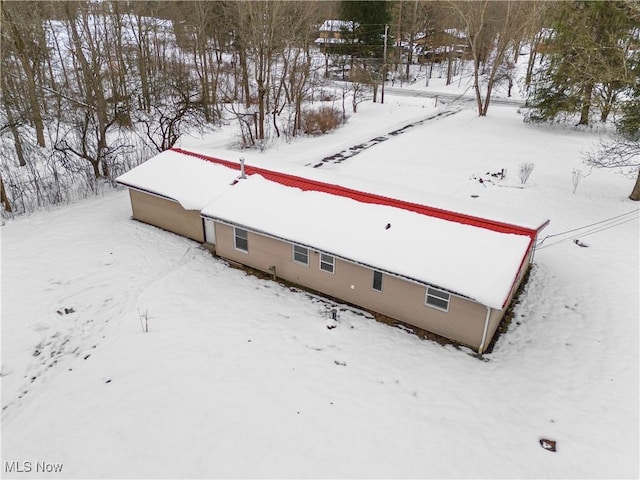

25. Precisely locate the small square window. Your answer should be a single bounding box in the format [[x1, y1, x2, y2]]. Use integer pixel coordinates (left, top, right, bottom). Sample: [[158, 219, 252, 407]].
[[292, 244, 309, 265], [320, 253, 335, 273], [372, 270, 383, 292], [426, 287, 450, 312], [234, 227, 248, 252]]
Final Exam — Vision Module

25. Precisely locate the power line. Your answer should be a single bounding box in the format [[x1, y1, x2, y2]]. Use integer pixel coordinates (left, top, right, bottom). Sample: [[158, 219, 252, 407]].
[[539, 208, 638, 241], [536, 208, 639, 250]]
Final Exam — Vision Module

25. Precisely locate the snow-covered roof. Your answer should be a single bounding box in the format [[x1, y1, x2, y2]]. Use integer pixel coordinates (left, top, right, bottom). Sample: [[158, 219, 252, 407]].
[[443, 28, 467, 39], [115, 149, 239, 210], [318, 20, 357, 32], [118, 148, 548, 309], [201, 173, 538, 310], [314, 37, 349, 45]]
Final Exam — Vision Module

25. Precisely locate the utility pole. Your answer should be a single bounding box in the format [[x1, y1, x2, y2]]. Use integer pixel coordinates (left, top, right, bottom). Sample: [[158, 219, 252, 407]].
[[381, 24, 389, 104]]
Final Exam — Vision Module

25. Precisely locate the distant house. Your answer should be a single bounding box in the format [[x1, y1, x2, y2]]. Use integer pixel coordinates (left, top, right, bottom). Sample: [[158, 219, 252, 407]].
[[314, 19, 358, 53], [117, 148, 549, 354], [415, 28, 470, 62]]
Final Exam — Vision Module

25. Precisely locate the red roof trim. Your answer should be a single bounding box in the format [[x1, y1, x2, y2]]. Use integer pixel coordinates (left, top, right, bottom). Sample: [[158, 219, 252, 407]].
[[171, 147, 545, 238]]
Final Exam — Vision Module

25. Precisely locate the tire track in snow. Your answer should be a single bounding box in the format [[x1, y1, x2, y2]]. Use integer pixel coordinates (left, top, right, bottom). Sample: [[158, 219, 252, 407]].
[[306, 108, 461, 168]]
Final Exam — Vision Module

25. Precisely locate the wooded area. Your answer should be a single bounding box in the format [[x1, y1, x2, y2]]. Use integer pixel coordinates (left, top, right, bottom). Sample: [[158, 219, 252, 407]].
[[1, 0, 639, 213]]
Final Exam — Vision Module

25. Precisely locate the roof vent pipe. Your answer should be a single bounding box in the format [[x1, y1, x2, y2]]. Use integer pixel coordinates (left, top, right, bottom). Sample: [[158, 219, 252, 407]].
[[240, 158, 246, 179]]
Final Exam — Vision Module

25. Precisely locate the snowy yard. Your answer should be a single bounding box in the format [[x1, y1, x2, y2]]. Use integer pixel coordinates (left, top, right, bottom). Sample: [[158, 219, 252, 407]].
[[1, 94, 638, 478]]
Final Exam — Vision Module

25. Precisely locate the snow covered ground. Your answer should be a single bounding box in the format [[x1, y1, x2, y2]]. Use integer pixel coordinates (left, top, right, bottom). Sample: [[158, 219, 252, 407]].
[[1, 80, 639, 478]]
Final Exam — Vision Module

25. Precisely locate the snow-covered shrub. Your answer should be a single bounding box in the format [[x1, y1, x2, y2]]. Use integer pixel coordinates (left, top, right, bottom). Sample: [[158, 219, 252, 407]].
[[518, 162, 535, 184], [301, 107, 342, 135]]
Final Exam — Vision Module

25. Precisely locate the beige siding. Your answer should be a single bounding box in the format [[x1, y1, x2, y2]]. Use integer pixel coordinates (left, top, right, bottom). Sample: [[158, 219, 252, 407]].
[[480, 245, 535, 352], [504, 246, 533, 308], [129, 189, 204, 242], [485, 307, 505, 349], [215, 222, 488, 350]]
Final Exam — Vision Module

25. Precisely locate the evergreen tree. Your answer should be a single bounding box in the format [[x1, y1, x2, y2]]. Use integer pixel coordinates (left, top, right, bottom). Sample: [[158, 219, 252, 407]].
[[617, 52, 640, 140], [526, 0, 637, 125], [338, 0, 390, 103], [340, 0, 390, 58]]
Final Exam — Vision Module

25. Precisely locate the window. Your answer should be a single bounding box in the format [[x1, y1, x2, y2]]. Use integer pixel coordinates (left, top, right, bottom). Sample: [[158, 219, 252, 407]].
[[426, 287, 450, 312], [320, 253, 335, 273], [372, 270, 383, 292], [234, 227, 248, 252], [292, 244, 309, 265]]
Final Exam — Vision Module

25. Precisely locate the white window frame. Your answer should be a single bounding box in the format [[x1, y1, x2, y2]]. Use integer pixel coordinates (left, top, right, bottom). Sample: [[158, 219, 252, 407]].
[[292, 244, 309, 266], [234, 227, 248, 253], [372, 270, 383, 292], [425, 287, 450, 312], [320, 253, 335, 274]]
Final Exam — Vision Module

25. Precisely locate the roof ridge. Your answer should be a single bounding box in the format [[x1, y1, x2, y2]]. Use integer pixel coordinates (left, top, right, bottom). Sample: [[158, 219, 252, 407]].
[[171, 148, 544, 237]]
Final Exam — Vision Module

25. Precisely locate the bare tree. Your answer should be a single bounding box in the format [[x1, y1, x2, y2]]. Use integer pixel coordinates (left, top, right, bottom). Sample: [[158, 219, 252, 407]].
[[0, 174, 12, 213], [348, 67, 371, 113], [224, 1, 325, 143], [49, 1, 130, 180], [103, 1, 132, 127], [179, 1, 225, 123], [231, 1, 282, 140], [137, 61, 204, 152], [1, 63, 27, 167], [448, 0, 541, 116], [281, 2, 326, 137], [1, 1, 48, 147], [398, 1, 438, 80], [524, 26, 551, 91], [585, 136, 640, 201]]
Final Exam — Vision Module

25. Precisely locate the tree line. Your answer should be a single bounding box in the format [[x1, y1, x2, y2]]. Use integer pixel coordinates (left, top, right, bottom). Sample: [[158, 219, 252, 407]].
[[1, 0, 639, 214]]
